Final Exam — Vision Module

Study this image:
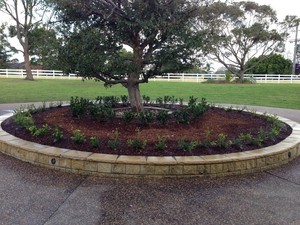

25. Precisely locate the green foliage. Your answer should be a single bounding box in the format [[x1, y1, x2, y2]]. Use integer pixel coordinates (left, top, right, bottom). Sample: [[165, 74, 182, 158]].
[[52, 126, 64, 143], [155, 136, 168, 151], [202, 1, 287, 79], [225, 72, 232, 82], [138, 111, 154, 126], [216, 133, 232, 148], [70, 96, 91, 117], [29, 25, 62, 69], [178, 138, 198, 153], [127, 129, 147, 151], [29, 124, 50, 137], [88, 105, 115, 122], [142, 95, 151, 105], [13, 109, 34, 129], [71, 129, 86, 144], [156, 110, 170, 125], [107, 129, 120, 150], [90, 136, 100, 148], [174, 108, 190, 125], [122, 110, 136, 123], [120, 95, 128, 105], [245, 54, 292, 75], [155, 97, 163, 106]]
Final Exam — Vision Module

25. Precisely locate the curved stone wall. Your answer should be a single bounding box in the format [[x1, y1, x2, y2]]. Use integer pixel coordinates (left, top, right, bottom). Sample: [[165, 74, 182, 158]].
[[0, 113, 299, 178]]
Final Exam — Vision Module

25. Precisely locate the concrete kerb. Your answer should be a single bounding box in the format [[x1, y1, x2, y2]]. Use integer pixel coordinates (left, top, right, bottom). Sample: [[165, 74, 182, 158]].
[[0, 112, 300, 178]]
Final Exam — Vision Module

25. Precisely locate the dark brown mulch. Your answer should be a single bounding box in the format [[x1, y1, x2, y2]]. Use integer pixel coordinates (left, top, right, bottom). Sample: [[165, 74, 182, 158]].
[[1, 106, 292, 156]]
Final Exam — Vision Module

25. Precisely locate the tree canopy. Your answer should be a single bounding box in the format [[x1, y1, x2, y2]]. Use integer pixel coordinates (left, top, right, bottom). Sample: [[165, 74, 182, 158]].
[[245, 54, 292, 74], [197, 1, 288, 79], [51, 0, 207, 111]]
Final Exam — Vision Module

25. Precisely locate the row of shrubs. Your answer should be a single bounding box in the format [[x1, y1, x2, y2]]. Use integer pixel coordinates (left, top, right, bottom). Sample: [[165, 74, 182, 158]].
[[70, 96, 210, 125], [12, 107, 283, 152]]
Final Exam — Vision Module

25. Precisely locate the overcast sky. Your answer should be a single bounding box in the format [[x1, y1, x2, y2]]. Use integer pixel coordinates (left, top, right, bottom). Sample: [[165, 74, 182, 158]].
[[1, 0, 300, 65]]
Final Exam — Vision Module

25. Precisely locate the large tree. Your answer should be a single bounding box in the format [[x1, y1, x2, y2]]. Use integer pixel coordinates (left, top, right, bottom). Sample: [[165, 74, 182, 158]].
[[197, 1, 287, 80], [245, 54, 292, 74], [0, 23, 16, 68], [0, 0, 51, 80], [51, 0, 206, 111], [29, 25, 62, 69]]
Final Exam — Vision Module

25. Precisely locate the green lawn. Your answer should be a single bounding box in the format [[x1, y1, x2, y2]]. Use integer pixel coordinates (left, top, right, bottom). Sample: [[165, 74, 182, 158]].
[[1, 78, 299, 109]]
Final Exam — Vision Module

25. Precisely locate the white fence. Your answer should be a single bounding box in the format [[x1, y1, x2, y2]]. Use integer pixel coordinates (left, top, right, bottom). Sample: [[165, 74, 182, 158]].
[[0, 69, 77, 79], [0, 69, 300, 83]]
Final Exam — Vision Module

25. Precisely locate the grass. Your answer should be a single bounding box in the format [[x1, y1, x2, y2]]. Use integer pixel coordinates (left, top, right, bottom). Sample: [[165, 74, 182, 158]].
[[0, 78, 300, 110]]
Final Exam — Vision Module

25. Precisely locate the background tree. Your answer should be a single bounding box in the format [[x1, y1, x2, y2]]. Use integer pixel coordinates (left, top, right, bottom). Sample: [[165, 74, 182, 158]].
[[29, 25, 61, 69], [0, 0, 51, 80], [0, 23, 16, 68], [245, 54, 292, 74], [51, 0, 207, 111], [197, 1, 287, 80]]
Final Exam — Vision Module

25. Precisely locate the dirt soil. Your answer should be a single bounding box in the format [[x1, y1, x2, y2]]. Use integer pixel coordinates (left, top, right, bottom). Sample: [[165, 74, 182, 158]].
[[1, 106, 292, 156]]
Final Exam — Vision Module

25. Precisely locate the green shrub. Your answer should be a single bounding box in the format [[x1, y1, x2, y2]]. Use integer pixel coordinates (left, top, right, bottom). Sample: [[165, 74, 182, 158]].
[[138, 110, 154, 126], [88, 105, 115, 122], [174, 108, 190, 125], [13, 109, 34, 129], [155, 136, 168, 151], [120, 95, 128, 105], [29, 124, 50, 137], [107, 129, 120, 150], [123, 110, 136, 123], [70, 96, 91, 117], [90, 136, 100, 148], [156, 110, 169, 125], [225, 71, 231, 82], [216, 133, 232, 148], [155, 97, 163, 105], [127, 129, 147, 150], [71, 129, 86, 144], [52, 126, 64, 143], [178, 138, 198, 153], [142, 95, 151, 105]]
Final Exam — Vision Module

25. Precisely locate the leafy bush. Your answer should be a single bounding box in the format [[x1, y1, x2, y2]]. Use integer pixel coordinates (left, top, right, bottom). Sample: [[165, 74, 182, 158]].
[[142, 95, 151, 105], [156, 110, 169, 125], [70, 96, 91, 117], [178, 138, 198, 153], [155, 97, 163, 105], [13, 109, 34, 129], [52, 126, 64, 143], [174, 108, 190, 125], [122, 110, 136, 123], [216, 133, 232, 148], [120, 95, 128, 105], [138, 110, 154, 126], [71, 129, 86, 144], [90, 136, 100, 148], [29, 124, 50, 137], [107, 129, 120, 150], [88, 105, 115, 122], [155, 136, 168, 151], [103, 96, 120, 107]]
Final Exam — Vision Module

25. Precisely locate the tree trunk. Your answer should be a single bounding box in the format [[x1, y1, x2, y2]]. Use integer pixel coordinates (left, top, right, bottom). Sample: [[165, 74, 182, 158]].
[[127, 74, 144, 112], [24, 47, 33, 80]]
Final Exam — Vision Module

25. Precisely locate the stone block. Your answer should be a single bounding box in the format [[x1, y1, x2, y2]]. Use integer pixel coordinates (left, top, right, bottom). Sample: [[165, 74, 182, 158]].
[[183, 165, 199, 175], [111, 164, 126, 174], [98, 163, 112, 173], [72, 159, 85, 170], [85, 161, 98, 172], [246, 159, 257, 170], [59, 158, 72, 168], [235, 161, 247, 171], [198, 164, 210, 174], [126, 165, 141, 175], [210, 163, 224, 174], [256, 157, 266, 167], [155, 166, 169, 175], [169, 165, 183, 175], [140, 165, 155, 175]]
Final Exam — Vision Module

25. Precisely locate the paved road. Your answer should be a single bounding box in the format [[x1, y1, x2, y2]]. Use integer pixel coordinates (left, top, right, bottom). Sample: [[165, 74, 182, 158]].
[[0, 103, 300, 225]]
